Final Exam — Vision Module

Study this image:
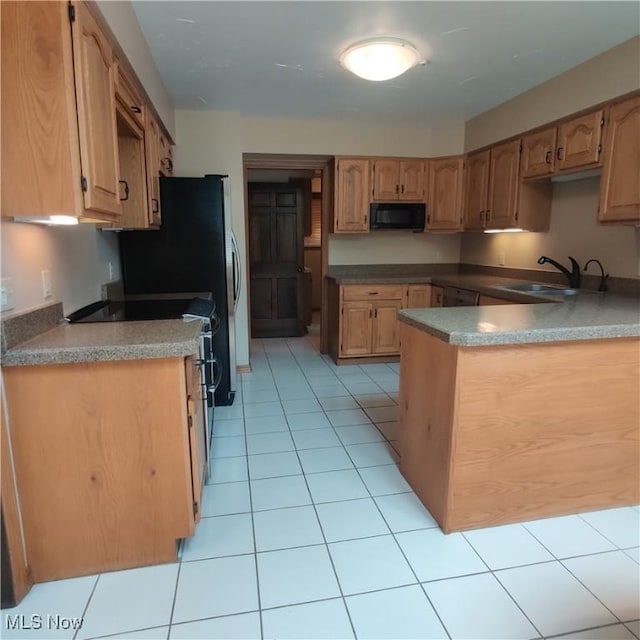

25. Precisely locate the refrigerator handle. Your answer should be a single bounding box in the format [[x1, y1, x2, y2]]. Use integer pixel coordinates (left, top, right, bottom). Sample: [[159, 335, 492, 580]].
[[231, 230, 241, 310]]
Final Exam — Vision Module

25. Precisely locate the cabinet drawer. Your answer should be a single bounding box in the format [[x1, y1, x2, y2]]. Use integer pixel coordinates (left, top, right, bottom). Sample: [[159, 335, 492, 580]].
[[115, 62, 144, 129], [342, 284, 404, 301]]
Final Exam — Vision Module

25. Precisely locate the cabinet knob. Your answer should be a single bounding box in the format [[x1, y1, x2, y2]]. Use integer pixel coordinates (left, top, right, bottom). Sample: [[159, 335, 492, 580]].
[[556, 147, 564, 160], [151, 198, 159, 213]]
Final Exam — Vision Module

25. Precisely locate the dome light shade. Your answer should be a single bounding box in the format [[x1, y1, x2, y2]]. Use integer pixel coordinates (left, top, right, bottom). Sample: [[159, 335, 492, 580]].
[[340, 38, 422, 81]]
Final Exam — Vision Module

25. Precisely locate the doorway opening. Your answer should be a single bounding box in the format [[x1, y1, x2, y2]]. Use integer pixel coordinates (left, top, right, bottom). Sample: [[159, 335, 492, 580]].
[[243, 155, 332, 352]]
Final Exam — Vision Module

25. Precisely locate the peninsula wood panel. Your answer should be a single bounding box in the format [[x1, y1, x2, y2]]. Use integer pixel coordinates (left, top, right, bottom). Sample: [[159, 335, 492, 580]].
[[398, 325, 457, 527], [3, 358, 195, 582]]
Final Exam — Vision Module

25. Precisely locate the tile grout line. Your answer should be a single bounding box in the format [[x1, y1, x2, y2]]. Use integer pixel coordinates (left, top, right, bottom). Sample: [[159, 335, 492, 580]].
[[72, 573, 101, 640], [166, 558, 184, 639]]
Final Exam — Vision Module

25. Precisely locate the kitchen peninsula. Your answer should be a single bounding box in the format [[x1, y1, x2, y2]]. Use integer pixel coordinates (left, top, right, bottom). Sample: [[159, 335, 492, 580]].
[[397, 293, 640, 533]]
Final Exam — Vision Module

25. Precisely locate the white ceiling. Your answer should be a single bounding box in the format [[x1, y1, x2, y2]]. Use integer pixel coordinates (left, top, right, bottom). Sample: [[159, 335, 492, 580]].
[[131, 1, 639, 121]]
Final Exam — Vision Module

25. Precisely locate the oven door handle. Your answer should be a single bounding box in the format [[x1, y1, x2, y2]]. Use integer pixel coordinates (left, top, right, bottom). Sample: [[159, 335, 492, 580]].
[[206, 356, 223, 393]]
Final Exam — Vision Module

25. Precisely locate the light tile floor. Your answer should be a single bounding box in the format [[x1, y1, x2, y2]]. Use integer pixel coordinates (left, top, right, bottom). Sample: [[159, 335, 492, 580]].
[[3, 331, 639, 640]]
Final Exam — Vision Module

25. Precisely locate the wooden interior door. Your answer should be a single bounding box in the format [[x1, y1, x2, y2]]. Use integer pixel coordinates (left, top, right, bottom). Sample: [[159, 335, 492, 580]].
[[249, 183, 306, 337]]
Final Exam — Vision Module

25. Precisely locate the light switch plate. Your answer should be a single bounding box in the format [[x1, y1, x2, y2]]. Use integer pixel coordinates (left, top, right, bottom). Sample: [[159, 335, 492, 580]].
[[1, 277, 14, 311], [41, 270, 52, 299]]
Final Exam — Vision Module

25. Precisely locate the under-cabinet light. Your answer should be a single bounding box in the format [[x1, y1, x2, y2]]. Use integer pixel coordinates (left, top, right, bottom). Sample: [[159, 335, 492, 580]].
[[483, 228, 525, 234]]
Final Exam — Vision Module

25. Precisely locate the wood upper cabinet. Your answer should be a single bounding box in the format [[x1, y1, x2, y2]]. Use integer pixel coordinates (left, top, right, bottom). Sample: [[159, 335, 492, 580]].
[[115, 60, 145, 129], [371, 159, 427, 202], [405, 284, 431, 308], [158, 130, 174, 176], [486, 140, 521, 229], [427, 156, 464, 230], [599, 95, 640, 223], [71, 1, 121, 217], [521, 128, 557, 179], [1, 1, 120, 221], [463, 150, 490, 230], [556, 110, 604, 172], [334, 158, 370, 232]]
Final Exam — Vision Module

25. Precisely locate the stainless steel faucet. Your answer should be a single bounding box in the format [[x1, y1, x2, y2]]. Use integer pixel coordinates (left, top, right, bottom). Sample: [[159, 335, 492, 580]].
[[537, 256, 581, 289], [583, 259, 609, 292]]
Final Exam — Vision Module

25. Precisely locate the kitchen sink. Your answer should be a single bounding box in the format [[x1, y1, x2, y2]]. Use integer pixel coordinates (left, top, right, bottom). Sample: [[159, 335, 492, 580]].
[[498, 283, 579, 296]]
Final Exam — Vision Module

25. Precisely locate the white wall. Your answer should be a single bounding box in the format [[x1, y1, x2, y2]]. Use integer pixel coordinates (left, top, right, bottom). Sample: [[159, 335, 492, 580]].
[[462, 178, 640, 279], [1, 1, 173, 320], [0, 221, 120, 316], [173, 111, 466, 367], [465, 36, 640, 151], [461, 36, 640, 278], [95, 0, 175, 138]]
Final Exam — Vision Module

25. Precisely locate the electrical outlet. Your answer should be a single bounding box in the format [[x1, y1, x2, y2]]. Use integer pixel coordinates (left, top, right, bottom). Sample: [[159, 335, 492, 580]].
[[0, 278, 14, 311], [41, 270, 52, 299], [498, 252, 506, 266], [108, 262, 114, 281]]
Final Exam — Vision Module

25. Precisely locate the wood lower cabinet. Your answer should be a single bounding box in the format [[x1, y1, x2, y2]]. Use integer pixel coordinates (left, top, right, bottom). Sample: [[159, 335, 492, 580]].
[[427, 156, 464, 230], [405, 284, 432, 308], [431, 285, 444, 307], [599, 95, 640, 223], [2, 356, 204, 582], [340, 301, 373, 356], [334, 157, 370, 232], [371, 300, 403, 354]]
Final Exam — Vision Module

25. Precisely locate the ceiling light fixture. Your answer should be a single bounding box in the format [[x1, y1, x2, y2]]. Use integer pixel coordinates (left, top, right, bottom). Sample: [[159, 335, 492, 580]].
[[340, 38, 423, 82]]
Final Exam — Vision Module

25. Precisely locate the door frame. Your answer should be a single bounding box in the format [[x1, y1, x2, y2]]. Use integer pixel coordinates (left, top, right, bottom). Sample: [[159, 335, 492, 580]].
[[243, 154, 333, 354]]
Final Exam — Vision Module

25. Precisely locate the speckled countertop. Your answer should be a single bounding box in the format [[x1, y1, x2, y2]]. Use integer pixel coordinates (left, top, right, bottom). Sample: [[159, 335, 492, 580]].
[[399, 292, 640, 346], [2, 319, 203, 366]]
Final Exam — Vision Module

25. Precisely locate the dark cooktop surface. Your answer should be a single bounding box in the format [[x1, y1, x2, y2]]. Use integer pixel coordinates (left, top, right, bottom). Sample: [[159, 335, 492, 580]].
[[66, 297, 215, 323]]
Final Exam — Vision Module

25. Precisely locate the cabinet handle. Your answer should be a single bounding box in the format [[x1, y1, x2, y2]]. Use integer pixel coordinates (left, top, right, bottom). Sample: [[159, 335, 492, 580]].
[[368, 291, 379, 295], [556, 147, 564, 160], [401, 184, 405, 194], [131, 105, 142, 114], [163, 158, 173, 172], [152, 198, 159, 213], [374, 309, 378, 318], [486, 210, 491, 222], [545, 151, 552, 164], [395, 184, 399, 194], [119, 180, 129, 201]]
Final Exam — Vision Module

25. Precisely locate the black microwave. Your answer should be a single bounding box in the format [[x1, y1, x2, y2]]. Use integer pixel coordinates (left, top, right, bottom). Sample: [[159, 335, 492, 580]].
[[369, 202, 426, 230]]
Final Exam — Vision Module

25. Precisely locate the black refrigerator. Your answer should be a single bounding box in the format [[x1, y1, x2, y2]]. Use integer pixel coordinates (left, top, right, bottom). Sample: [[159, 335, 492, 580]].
[[119, 175, 238, 406]]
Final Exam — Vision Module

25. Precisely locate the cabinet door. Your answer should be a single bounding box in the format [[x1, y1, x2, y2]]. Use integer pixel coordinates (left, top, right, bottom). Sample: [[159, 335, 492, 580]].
[[405, 284, 431, 308], [158, 130, 173, 176], [372, 301, 402, 354], [335, 158, 370, 232], [431, 285, 444, 307], [340, 302, 372, 356], [463, 150, 490, 230], [116, 107, 149, 229], [599, 96, 640, 223], [521, 128, 556, 178], [372, 159, 399, 201], [145, 115, 162, 227], [427, 157, 464, 230], [487, 140, 520, 229], [186, 357, 207, 524], [399, 160, 426, 201], [556, 110, 604, 172], [71, 2, 121, 217]]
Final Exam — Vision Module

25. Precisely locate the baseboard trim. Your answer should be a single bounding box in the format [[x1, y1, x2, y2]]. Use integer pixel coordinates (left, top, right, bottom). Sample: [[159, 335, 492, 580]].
[[237, 364, 252, 374]]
